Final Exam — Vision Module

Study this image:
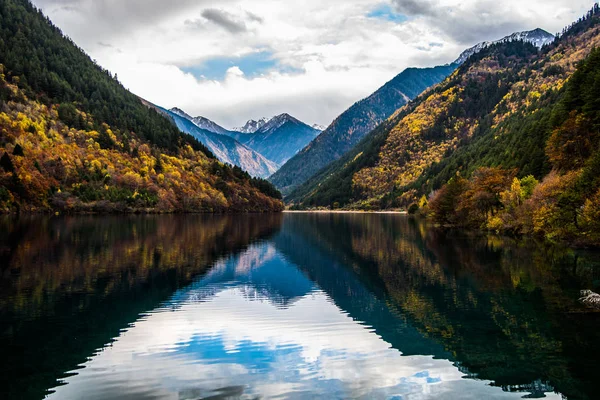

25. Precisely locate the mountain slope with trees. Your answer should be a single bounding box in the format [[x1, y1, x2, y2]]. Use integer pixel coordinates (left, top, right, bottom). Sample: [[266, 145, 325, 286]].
[[269, 64, 458, 194], [0, 0, 283, 213], [291, 5, 600, 245]]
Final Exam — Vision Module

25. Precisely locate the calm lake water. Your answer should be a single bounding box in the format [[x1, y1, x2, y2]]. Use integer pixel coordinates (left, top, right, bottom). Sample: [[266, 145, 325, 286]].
[[1, 213, 600, 400]]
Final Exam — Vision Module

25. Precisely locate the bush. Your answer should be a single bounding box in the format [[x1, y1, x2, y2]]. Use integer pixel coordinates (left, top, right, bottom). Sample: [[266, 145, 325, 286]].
[[408, 203, 419, 215]]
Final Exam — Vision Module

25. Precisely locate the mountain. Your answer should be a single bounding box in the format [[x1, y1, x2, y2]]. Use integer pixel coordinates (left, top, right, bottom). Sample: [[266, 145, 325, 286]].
[[234, 114, 321, 166], [289, 5, 600, 245], [169, 108, 231, 135], [454, 28, 555, 64], [0, 0, 283, 213], [156, 106, 279, 179], [312, 124, 326, 132], [233, 117, 271, 134], [269, 28, 556, 196], [269, 64, 457, 194], [166, 109, 319, 170]]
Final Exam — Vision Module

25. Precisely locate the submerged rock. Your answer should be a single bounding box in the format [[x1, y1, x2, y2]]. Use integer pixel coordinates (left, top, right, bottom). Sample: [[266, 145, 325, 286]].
[[579, 290, 600, 309]]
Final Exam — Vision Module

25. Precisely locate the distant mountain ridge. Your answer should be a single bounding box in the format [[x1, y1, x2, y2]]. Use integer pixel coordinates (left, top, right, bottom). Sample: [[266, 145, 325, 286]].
[[234, 114, 321, 166], [170, 108, 231, 135], [155, 106, 279, 178], [233, 118, 272, 134], [167, 109, 320, 170]]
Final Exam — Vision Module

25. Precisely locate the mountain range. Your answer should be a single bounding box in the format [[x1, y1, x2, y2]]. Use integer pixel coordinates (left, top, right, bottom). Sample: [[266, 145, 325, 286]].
[[161, 109, 321, 171], [149, 28, 553, 187], [286, 27, 559, 207], [156, 106, 279, 179], [171, 108, 232, 136], [233, 118, 272, 134], [226, 114, 321, 166], [269, 28, 555, 195]]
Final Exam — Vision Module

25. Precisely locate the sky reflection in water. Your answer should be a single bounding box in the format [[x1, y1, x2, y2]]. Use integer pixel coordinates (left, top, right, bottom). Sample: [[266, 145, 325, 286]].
[[47, 242, 560, 400], [1, 214, 598, 400]]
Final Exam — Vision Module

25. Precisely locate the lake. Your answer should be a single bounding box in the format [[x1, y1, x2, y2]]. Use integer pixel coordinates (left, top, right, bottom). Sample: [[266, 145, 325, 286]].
[[1, 213, 600, 400]]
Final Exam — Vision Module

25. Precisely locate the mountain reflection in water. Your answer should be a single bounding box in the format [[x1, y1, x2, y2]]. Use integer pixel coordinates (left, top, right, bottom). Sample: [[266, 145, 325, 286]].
[[1, 213, 599, 399]]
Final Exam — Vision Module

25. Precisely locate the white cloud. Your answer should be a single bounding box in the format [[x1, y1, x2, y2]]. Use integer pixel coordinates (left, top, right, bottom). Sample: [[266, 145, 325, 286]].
[[31, 0, 596, 128], [47, 245, 562, 399], [44, 243, 564, 399]]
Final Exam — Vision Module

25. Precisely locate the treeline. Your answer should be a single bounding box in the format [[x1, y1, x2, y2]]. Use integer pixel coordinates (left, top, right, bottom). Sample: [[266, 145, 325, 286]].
[[422, 47, 600, 246]]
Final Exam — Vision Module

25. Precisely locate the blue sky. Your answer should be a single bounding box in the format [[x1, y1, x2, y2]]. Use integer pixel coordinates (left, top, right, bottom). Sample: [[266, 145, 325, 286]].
[[181, 51, 279, 81], [367, 4, 409, 23]]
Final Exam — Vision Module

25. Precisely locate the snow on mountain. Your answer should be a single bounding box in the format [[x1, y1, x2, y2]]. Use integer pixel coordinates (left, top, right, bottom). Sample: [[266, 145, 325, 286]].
[[255, 114, 299, 135], [233, 117, 272, 134], [162, 107, 277, 178], [169, 108, 230, 135], [170, 107, 193, 121], [190, 116, 230, 135], [312, 124, 326, 132], [454, 28, 555, 65], [233, 113, 321, 166]]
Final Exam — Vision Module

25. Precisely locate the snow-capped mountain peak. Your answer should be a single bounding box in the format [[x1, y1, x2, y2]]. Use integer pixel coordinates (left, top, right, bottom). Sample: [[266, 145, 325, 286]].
[[233, 117, 272, 134], [169, 107, 229, 135], [454, 28, 555, 65], [190, 116, 229, 135], [170, 107, 193, 121], [257, 113, 299, 134]]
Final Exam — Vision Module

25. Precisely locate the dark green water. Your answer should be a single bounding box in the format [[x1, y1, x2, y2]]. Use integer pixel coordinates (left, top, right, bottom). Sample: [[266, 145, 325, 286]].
[[1, 213, 600, 400]]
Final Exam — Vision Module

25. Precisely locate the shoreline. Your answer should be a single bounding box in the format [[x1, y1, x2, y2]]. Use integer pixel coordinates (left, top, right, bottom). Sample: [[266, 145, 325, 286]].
[[283, 210, 408, 215]]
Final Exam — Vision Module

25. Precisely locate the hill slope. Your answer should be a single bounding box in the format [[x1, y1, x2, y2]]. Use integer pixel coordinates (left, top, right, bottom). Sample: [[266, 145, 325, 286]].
[[293, 5, 600, 245], [269, 64, 457, 194], [0, 0, 283, 213]]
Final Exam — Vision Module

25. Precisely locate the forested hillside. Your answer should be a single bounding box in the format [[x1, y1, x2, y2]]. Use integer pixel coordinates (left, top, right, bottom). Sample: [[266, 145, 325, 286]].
[[0, 0, 283, 213], [292, 5, 600, 245], [269, 64, 457, 194]]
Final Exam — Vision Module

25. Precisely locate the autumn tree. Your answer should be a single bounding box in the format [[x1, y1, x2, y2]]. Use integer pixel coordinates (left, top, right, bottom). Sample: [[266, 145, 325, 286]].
[[458, 167, 515, 228], [428, 175, 468, 225], [546, 112, 595, 170]]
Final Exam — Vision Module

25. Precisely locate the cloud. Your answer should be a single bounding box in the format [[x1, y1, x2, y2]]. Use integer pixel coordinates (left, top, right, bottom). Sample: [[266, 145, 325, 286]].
[[391, 0, 589, 44], [32, 0, 222, 42], [30, 0, 596, 128], [392, 0, 436, 16], [201, 8, 248, 33], [46, 244, 564, 400], [246, 11, 265, 23]]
